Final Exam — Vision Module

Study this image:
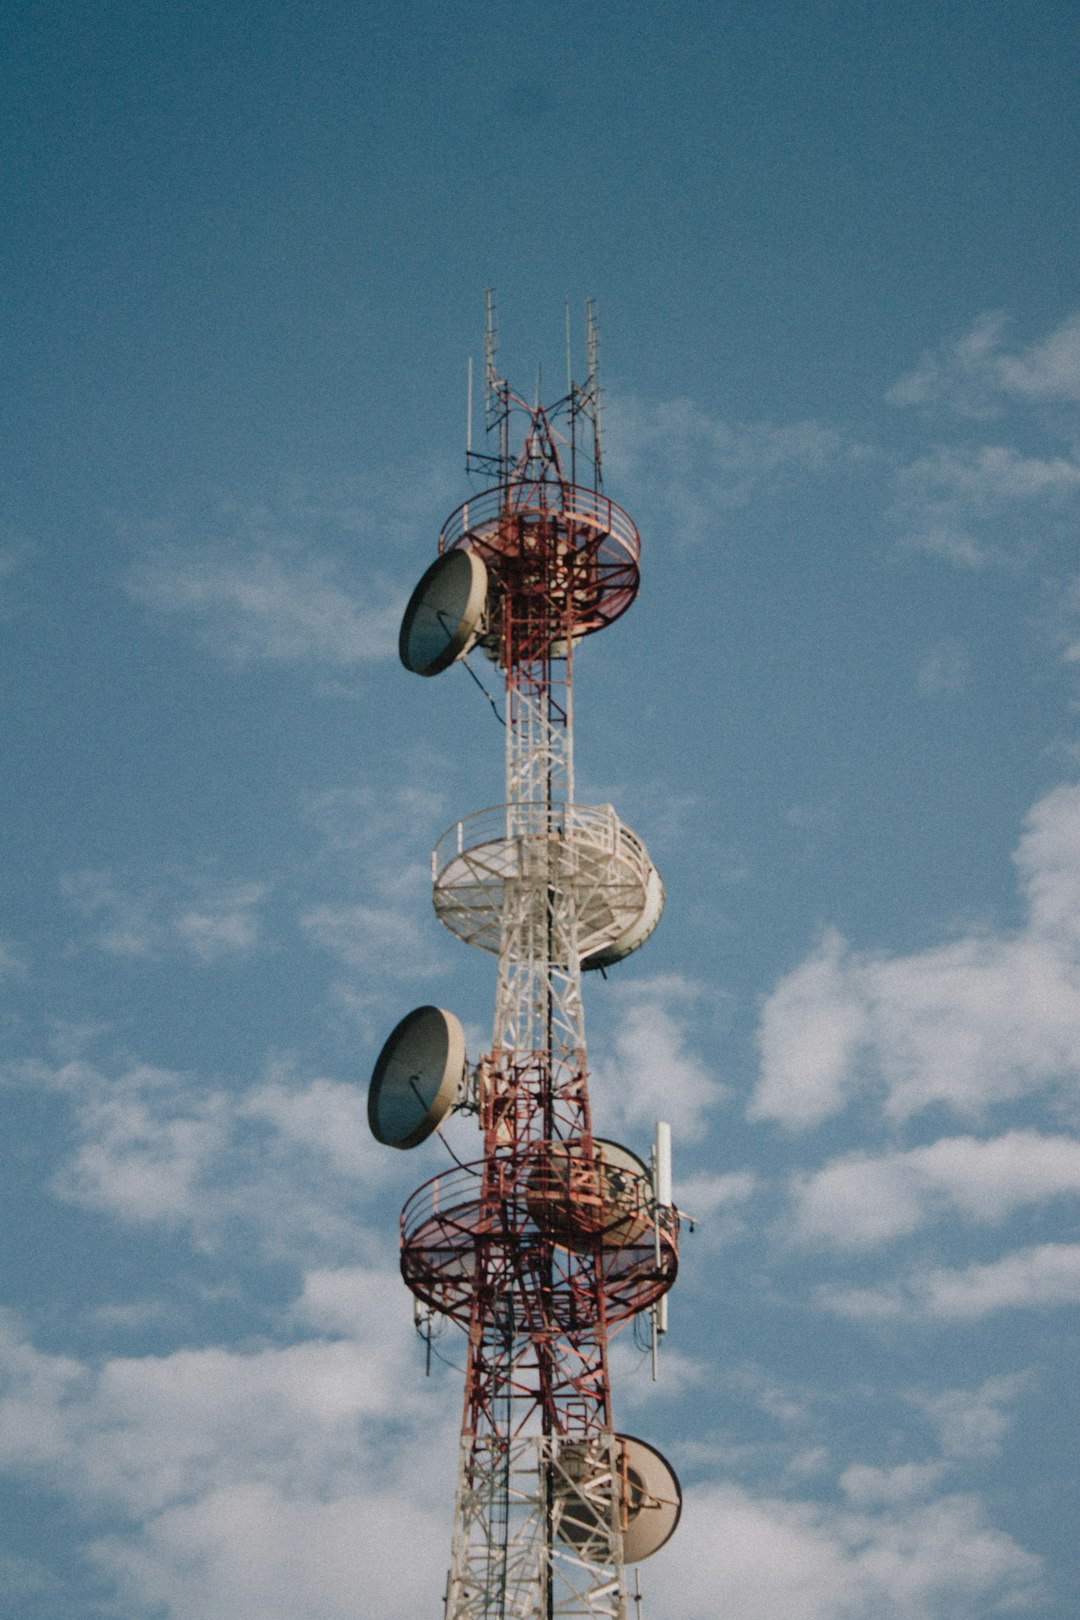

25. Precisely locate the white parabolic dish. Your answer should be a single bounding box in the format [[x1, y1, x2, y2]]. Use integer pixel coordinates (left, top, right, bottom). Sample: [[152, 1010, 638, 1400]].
[[368, 1005, 466, 1149], [619, 1435, 682, 1562], [525, 1138, 653, 1251], [556, 1433, 682, 1562]]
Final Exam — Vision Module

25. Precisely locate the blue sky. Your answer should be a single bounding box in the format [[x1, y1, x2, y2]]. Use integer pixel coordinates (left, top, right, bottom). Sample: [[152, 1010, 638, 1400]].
[[3, 2, 1080, 1616]]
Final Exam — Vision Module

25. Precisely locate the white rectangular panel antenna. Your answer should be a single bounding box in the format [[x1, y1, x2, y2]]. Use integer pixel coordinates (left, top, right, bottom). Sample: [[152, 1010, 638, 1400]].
[[655, 1120, 672, 1207]]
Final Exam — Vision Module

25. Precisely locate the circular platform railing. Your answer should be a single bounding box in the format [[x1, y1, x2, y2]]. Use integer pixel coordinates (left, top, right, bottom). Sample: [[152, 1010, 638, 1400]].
[[439, 484, 641, 636], [431, 803, 659, 963], [400, 1155, 678, 1331]]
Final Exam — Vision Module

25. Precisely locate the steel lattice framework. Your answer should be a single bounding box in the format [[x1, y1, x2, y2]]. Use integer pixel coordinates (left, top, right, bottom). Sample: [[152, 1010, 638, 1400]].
[[396, 320, 678, 1619]]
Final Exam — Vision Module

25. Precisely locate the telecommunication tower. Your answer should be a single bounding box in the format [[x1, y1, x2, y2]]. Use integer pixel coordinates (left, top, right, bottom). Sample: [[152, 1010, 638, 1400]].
[[368, 297, 681, 1618]]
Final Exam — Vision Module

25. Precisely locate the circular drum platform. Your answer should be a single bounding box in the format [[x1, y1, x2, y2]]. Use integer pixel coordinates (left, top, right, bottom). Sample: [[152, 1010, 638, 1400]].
[[440, 484, 641, 645], [400, 1154, 678, 1330], [431, 804, 663, 967]]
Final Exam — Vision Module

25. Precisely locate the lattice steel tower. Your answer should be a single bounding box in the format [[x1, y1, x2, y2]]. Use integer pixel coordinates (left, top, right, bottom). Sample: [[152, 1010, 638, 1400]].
[[368, 299, 681, 1618]]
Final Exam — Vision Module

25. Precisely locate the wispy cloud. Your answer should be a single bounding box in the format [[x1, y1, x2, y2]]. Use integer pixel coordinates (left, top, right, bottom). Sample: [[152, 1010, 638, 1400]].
[[120, 488, 421, 669], [889, 310, 1080, 417], [890, 443, 1080, 566], [61, 866, 269, 961], [0, 538, 29, 603], [820, 1241, 1080, 1323], [127, 542, 401, 666], [886, 310, 1080, 564], [788, 1132, 1080, 1250], [300, 901, 443, 977], [909, 1372, 1033, 1462], [588, 974, 728, 1139], [752, 783, 1080, 1128], [291, 781, 460, 1016], [13, 1055, 397, 1262], [605, 395, 859, 546], [917, 637, 970, 696]]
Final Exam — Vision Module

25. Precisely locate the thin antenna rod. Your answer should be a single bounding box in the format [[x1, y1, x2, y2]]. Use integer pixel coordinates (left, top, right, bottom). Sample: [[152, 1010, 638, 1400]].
[[586, 298, 603, 481], [484, 287, 498, 422], [565, 299, 572, 397], [466, 357, 473, 458]]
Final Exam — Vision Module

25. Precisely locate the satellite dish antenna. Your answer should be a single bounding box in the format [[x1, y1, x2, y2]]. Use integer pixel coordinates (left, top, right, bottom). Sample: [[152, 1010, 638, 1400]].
[[368, 1005, 466, 1149], [555, 1433, 681, 1562], [526, 1138, 651, 1250], [618, 1435, 682, 1562], [399, 549, 488, 676]]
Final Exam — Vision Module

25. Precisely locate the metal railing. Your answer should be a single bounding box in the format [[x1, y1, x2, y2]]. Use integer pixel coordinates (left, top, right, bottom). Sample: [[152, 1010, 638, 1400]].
[[439, 484, 641, 566], [431, 802, 651, 886]]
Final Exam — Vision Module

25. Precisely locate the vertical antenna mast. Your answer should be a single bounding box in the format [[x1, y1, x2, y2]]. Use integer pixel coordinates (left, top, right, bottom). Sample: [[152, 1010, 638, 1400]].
[[378, 300, 682, 1620], [484, 286, 498, 416], [586, 298, 603, 486]]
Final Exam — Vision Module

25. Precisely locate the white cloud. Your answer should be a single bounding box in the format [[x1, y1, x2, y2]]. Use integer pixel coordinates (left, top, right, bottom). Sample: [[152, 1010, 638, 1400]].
[[887, 311, 1012, 418], [674, 1169, 756, 1221], [752, 784, 1080, 1128], [648, 1480, 1040, 1620], [242, 1072, 378, 1185], [0, 1291, 1046, 1620], [789, 1131, 1080, 1250], [303, 783, 447, 862], [54, 1063, 232, 1230], [588, 975, 727, 1139], [885, 311, 1080, 563], [888, 310, 1080, 416], [90, 1482, 448, 1620], [820, 1241, 1080, 1323], [301, 900, 444, 977], [889, 444, 1080, 566], [903, 445, 1080, 503], [916, 638, 969, 696], [605, 395, 855, 546], [14, 1056, 396, 1262], [61, 867, 269, 962], [999, 313, 1080, 403], [126, 540, 401, 666], [753, 930, 871, 1128], [838, 1460, 947, 1507], [607, 1339, 707, 1409], [909, 1372, 1033, 1462], [0, 1290, 458, 1620], [727, 1364, 813, 1428], [296, 783, 457, 992]]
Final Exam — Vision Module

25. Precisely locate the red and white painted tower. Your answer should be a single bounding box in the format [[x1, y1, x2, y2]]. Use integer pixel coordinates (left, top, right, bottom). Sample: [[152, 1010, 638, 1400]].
[[369, 299, 680, 1618]]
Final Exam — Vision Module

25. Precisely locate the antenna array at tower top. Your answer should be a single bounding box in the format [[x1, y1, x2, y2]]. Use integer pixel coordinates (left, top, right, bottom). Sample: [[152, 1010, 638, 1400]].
[[470, 290, 604, 490]]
